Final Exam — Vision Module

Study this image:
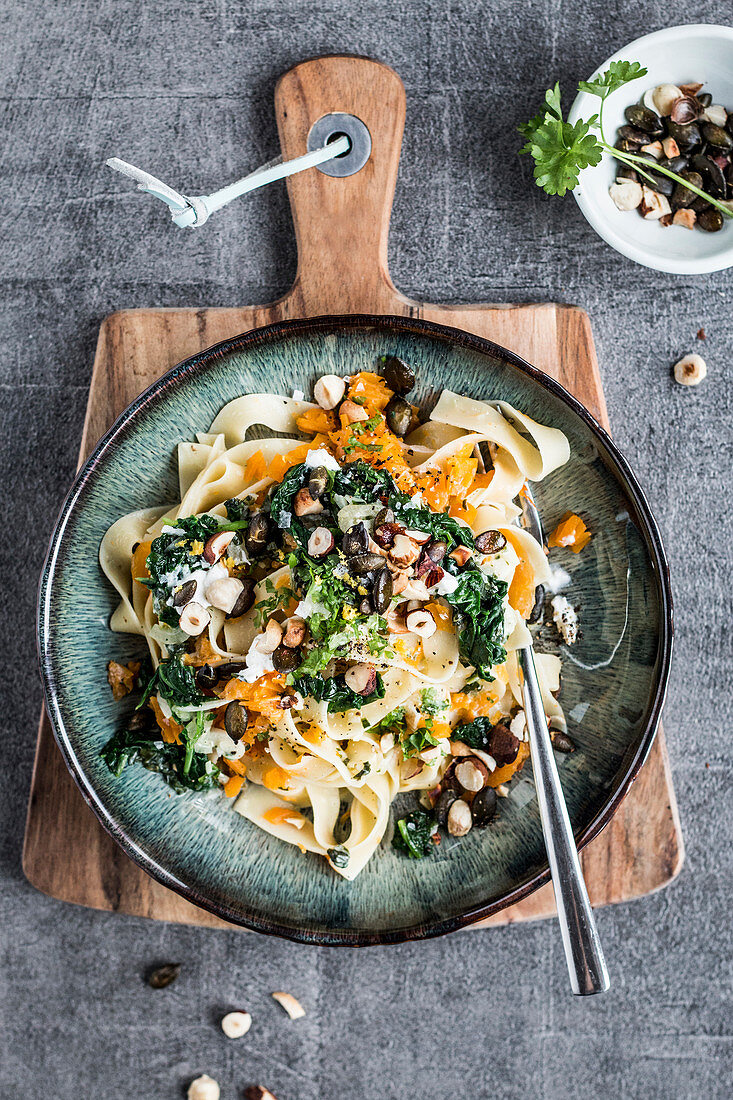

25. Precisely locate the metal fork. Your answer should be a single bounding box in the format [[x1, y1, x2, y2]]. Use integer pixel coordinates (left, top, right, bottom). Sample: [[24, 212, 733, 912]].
[[518, 485, 610, 996]]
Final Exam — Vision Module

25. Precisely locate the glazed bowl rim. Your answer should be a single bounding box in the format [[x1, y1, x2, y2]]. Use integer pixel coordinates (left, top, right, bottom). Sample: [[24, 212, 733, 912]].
[[37, 312, 674, 945]]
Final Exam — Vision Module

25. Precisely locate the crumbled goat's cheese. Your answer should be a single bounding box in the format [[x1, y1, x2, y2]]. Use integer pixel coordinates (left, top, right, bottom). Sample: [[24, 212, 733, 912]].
[[304, 447, 341, 471], [547, 565, 572, 594], [433, 570, 459, 595], [238, 638, 276, 682], [551, 595, 578, 645]]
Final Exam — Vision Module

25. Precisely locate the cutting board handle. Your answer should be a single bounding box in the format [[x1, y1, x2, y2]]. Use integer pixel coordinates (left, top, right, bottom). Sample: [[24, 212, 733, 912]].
[[275, 55, 407, 316]]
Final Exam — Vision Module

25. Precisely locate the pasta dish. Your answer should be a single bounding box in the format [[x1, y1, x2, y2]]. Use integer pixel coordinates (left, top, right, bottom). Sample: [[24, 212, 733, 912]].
[[101, 357, 587, 879]]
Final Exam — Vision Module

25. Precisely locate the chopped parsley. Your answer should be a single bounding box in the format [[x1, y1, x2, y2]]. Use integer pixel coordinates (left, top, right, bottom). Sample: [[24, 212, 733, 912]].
[[420, 686, 448, 716], [253, 578, 297, 628]]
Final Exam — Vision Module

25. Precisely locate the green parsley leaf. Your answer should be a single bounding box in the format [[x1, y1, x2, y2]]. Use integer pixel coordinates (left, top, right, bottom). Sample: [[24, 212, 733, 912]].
[[578, 60, 647, 100], [520, 111, 603, 196]]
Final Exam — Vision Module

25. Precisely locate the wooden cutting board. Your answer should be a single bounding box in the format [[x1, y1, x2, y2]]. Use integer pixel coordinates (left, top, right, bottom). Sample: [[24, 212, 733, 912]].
[[24, 56, 683, 931]]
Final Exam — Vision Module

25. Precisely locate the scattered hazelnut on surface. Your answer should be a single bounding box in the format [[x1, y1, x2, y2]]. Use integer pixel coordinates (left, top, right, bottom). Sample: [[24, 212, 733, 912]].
[[221, 1010, 252, 1038], [454, 757, 490, 792], [187, 1075, 220, 1100], [672, 209, 696, 230], [405, 607, 437, 638], [179, 602, 211, 636], [271, 991, 306, 1019], [661, 136, 680, 159], [206, 576, 245, 614], [307, 526, 336, 557], [389, 533, 422, 568], [282, 617, 308, 648], [293, 486, 324, 516], [344, 663, 378, 696], [313, 374, 346, 410], [640, 140, 663, 160], [640, 186, 671, 220], [258, 618, 284, 653], [673, 353, 707, 386], [203, 530, 235, 564], [245, 1087, 279, 1100], [447, 798, 473, 837], [339, 399, 370, 425]]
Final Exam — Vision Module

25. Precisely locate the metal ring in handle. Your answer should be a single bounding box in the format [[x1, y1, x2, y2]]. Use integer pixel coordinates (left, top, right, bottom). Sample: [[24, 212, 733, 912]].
[[520, 646, 610, 996]]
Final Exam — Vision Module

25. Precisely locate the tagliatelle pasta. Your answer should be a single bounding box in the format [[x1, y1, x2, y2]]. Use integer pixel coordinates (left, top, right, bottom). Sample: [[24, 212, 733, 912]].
[[100, 359, 579, 879]]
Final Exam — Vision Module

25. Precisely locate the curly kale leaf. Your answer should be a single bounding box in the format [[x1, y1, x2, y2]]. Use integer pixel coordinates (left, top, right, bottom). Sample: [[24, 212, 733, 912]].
[[142, 513, 250, 625], [450, 715, 494, 752], [332, 459, 408, 505], [443, 567, 508, 680], [297, 672, 386, 713], [224, 497, 249, 521], [138, 656, 207, 710], [392, 808, 437, 859]]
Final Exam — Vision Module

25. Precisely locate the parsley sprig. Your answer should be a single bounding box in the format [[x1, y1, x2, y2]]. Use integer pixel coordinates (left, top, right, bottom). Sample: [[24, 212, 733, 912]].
[[519, 62, 732, 219]]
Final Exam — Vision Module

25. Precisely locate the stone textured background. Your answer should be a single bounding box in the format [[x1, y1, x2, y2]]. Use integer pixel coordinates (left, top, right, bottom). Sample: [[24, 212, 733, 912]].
[[1, 2, 731, 1097]]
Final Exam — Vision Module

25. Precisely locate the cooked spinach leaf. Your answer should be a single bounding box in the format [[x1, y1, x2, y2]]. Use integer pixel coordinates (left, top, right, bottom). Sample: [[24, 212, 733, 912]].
[[332, 459, 407, 505], [392, 808, 437, 859], [297, 672, 386, 713], [268, 463, 312, 546], [100, 728, 219, 792], [139, 657, 207, 710], [391, 504, 474, 551], [401, 725, 441, 758], [450, 715, 494, 752], [224, 497, 249, 521], [443, 567, 508, 680], [142, 513, 248, 626]]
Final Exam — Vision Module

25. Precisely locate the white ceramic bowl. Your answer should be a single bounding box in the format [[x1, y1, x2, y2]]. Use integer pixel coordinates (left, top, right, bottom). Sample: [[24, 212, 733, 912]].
[[568, 24, 733, 274]]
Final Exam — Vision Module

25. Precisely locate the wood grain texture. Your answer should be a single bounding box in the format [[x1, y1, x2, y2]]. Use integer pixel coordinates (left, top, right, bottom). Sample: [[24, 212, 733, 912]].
[[23, 55, 683, 932]]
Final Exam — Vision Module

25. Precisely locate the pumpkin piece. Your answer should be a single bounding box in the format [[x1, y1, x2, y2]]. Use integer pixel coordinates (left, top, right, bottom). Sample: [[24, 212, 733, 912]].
[[244, 449, 267, 483], [217, 671, 286, 723], [548, 512, 591, 553], [448, 497, 477, 525], [262, 764, 293, 791], [296, 407, 338, 435], [425, 600, 452, 631], [130, 540, 152, 589], [487, 741, 530, 787], [223, 774, 245, 798], [264, 806, 306, 826], [445, 447, 478, 498], [150, 696, 183, 744], [347, 371, 394, 414], [106, 659, 141, 700]]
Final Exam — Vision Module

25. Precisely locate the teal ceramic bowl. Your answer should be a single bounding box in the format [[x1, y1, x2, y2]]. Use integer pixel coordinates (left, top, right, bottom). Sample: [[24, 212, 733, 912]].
[[38, 315, 672, 945]]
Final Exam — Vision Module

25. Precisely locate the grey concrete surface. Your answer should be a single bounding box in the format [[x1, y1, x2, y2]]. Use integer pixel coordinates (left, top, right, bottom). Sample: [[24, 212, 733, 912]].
[[1, 2, 731, 1097]]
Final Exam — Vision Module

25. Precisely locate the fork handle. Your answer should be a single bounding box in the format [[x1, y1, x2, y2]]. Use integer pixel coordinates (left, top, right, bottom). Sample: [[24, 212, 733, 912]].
[[520, 646, 610, 996]]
